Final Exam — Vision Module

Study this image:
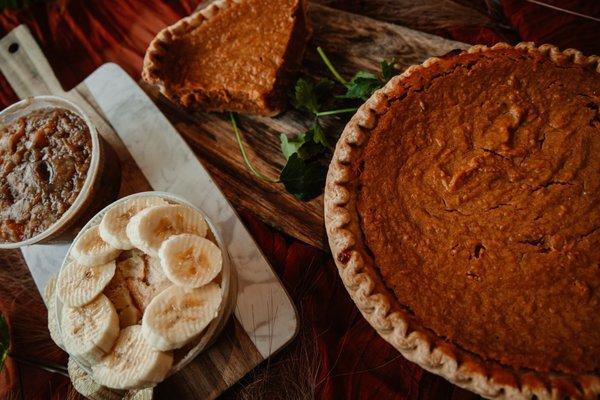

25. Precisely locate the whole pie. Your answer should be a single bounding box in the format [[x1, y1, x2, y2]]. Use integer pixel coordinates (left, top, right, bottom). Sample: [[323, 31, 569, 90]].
[[324, 43, 600, 399], [142, 0, 310, 116]]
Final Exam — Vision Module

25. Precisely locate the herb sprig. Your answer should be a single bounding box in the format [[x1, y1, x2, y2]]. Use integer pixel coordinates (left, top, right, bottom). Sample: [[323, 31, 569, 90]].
[[231, 47, 400, 200], [229, 112, 279, 184]]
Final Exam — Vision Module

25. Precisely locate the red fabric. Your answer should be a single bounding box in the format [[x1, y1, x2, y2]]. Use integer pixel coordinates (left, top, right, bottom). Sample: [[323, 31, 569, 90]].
[[501, 0, 600, 55], [0, 307, 18, 396], [0, 1, 597, 399], [0, 253, 70, 399]]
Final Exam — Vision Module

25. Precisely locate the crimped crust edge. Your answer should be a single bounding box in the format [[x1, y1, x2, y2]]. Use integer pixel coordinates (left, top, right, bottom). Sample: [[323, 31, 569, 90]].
[[323, 42, 600, 400]]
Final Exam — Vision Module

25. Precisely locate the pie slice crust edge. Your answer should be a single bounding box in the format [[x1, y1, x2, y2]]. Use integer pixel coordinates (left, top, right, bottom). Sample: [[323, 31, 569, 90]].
[[142, 0, 309, 116]]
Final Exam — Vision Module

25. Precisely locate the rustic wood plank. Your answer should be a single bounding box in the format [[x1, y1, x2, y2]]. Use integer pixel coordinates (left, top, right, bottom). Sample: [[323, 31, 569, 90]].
[[313, 0, 515, 42], [143, 3, 468, 250], [156, 318, 263, 399]]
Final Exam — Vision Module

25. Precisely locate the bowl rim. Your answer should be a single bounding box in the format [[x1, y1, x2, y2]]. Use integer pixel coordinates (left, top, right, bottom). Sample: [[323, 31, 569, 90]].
[[0, 95, 101, 249], [54, 191, 236, 382]]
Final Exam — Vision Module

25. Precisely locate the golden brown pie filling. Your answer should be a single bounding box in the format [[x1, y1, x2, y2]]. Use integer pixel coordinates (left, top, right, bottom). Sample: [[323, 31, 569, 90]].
[[0, 108, 92, 242], [357, 49, 599, 374], [152, 0, 308, 115]]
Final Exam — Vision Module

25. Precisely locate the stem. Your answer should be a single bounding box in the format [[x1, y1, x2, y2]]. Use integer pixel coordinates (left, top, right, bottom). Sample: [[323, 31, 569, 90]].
[[317, 46, 348, 86], [229, 113, 280, 184], [316, 108, 358, 117]]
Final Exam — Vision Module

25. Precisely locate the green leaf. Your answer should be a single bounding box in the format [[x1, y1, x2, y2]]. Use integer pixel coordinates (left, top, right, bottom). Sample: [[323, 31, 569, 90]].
[[353, 71, 378, 80], [338, 71, 381, 100], [279, 127, 326, 162], [310, 120, 330, 148], [298, 140, 325, 160], [291, 78, 317, 114], [298, 132, 326, 160], [280, 133, 306, 161], [0, 313, 9, 372], [291, 77, 334, 115], [280, 154, 327, 201], [314, 79, 335, 104], [381, 59, 400, 83], [279, 52, 404, 201]]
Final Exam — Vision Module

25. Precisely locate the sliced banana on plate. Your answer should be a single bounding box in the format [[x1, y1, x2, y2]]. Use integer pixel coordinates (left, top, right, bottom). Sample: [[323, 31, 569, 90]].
[[100, 197, 169, 250], [57, 259, 116, 307], [126, 205, 208, 257], [62, 294, 119, 364], [141, 283, 222, 351], [72, 225, 122, 267], [44, 275, 63, 348], [104, 267, 142, 328], [118, 250, 171, 312], [159, 233, 222, 288], [59, 196, 226, 390], [92, 325, 173, 390]]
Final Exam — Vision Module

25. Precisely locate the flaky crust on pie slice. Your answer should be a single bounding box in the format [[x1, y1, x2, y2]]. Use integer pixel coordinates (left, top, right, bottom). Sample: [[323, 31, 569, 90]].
[[324, 42, 600, 399], [142, 0, 310, 116]]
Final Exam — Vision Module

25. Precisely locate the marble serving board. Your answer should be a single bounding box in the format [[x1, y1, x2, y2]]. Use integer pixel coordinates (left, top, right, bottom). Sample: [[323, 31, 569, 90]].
[[0, 25, 298, 399]]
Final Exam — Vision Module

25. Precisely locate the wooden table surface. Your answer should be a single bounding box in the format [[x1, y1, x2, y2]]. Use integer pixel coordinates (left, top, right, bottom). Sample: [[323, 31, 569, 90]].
[[151, 1, 470, 251]]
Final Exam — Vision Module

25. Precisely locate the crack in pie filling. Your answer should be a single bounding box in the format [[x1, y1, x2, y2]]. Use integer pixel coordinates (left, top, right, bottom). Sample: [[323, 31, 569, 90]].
[[325, 43, 600, 398]]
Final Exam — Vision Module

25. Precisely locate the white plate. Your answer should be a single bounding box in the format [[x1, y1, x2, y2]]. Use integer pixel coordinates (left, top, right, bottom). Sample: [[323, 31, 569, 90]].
[[54, 191, 237, 381]]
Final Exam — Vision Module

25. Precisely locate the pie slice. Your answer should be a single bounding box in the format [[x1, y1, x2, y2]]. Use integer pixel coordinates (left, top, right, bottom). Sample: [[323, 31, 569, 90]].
[[325, 43, 600, 399], [142, 0, 310, 116]]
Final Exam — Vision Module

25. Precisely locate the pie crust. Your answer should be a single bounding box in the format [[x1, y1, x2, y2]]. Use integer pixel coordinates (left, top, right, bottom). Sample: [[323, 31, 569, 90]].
[[142, 0, 309, 116], [324, 42, 600, 399]]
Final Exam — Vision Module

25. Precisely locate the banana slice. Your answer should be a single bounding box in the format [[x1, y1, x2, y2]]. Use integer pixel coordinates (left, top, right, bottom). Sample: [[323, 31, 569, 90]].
[[100, 197, 169, 250], [126, 205, 208, 257], [158, 234, 222, 288], [92, 325, 173, 390], [43, 274, 57, 306], [104, 267, 142, 328], [61, 294, 120, 365], [72, 225, 122, 267], [69, 357, 154, 400], [141, 283, 222, 351], [118, 250, 171, 312], [68, 357, 124, 400], [44, 275, 63, 348], [57, 260, 116, 307]]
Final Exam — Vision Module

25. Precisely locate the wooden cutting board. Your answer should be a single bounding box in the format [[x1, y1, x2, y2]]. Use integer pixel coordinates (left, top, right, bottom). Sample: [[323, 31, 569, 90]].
[[142, 2, 469, 250], [0, 26, 298, 400]]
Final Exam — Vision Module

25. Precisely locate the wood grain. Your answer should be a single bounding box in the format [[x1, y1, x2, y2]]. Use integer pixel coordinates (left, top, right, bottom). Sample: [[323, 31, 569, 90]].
[[143, 2, 468, 250], [156, 318, 263, 399]]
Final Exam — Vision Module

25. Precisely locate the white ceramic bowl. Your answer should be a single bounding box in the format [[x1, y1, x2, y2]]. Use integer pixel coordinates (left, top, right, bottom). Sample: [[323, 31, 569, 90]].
[[54, 191, 237, 383]]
